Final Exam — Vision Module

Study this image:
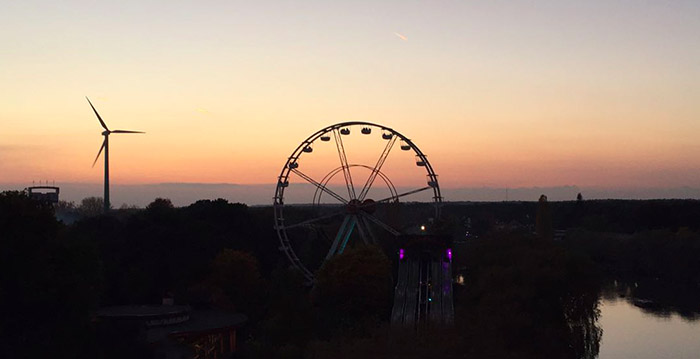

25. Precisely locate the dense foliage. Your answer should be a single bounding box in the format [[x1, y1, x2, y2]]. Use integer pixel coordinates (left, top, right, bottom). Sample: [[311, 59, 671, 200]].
[[0, 191, 100, 358], [3, 192, 700, 358], [313, 245, 393, 336], [456, 232, 601, 359], [69, 198, 279, 307]]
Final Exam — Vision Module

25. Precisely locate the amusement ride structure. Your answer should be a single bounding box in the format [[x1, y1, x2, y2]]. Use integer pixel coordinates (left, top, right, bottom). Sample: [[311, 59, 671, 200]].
[[273, 121, 453, 327]]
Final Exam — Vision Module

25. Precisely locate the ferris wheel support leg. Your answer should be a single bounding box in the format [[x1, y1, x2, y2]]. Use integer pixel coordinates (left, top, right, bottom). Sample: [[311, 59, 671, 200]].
[[337, 216, 357, 255], [355, 215, 369, 245], [356, 216, 377, 245], [325, 215, 351, 261]]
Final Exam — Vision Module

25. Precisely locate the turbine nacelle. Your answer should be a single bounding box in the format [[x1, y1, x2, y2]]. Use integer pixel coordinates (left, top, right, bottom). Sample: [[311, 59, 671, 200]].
[[87, 97, 145, 165]]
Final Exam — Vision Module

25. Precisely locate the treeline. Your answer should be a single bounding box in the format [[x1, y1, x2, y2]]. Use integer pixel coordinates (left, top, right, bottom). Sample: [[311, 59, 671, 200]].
[[563, 228, 700, 320], [564, 229, 700, 284], [442, 199, 700, 235], [70, 197, 279, 308]]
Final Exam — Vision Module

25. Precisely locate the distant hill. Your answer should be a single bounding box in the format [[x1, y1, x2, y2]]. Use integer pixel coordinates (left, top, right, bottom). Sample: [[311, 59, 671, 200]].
[[2, 182, 699, 207]]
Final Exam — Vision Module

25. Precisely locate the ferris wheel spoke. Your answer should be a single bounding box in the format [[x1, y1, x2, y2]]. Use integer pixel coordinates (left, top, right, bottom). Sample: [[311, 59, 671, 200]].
[[291, 168, 348, 204], [359, 212, 401, 236], [359, 135, 397, 201], [374, 186, 432, 204], [332, 128, 357, 200], [277, 209, 346, 230]]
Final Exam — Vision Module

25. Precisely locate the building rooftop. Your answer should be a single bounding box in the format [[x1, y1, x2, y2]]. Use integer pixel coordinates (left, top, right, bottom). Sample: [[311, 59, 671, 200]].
[[96, 305, 190, 319]]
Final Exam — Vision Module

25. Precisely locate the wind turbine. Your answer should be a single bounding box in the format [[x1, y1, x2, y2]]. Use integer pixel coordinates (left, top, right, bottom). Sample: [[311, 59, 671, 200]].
[[87, 97, 145, 213]]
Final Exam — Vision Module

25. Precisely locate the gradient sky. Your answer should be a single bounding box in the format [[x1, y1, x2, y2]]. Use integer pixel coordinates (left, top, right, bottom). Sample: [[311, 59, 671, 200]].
[[2, 1, 699, 193]]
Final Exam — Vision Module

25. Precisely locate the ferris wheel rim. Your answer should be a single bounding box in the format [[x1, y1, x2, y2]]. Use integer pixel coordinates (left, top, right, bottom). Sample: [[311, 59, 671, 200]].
[[274, 122, 442, 204]]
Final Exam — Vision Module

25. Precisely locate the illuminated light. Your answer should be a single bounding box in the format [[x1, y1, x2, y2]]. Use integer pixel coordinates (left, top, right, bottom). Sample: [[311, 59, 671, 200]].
[[447, 248, 453, 261], [428, 298, 432, 302], [420, 225, 426, 232], [399, 248, 405, 260]]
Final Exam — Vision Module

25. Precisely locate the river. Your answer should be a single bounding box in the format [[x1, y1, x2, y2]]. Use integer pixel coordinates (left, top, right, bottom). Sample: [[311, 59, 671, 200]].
[[599, 297, 700, 358]]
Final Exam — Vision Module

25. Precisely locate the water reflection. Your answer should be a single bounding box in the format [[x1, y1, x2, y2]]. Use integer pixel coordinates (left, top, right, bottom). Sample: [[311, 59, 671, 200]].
[[547, 277, 700, 359], [566, 290, 602, 359], [599, 299, 700, 359], [597, 279, 700, 359], [601, 279, 700, 321]]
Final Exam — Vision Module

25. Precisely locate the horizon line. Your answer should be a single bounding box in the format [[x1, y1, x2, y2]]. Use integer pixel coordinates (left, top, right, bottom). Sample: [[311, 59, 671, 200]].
[[3, 181, 700, 191]]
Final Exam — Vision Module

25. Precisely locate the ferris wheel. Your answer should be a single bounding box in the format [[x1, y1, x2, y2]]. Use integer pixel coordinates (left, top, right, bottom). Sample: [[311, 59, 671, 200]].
[[273, 122, 442, 283]]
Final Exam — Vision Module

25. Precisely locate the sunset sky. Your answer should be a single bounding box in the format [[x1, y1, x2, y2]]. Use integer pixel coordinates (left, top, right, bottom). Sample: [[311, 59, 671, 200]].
[[2, 1, 699, 201]]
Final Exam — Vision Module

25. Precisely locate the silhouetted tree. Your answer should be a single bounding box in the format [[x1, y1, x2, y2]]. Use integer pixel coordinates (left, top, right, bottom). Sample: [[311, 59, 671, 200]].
[[56, 199, 76, 211], [247, 268, 314, 357], [79, 196, 106, 217], [146, 197, 174, 211], [536, 194, 553, 240], [118, 203, 140, 210], [313, 245, 393, 337], [207, 249, 264, 315], [144, 197, 176, 221], [577, 192, 583, 202]]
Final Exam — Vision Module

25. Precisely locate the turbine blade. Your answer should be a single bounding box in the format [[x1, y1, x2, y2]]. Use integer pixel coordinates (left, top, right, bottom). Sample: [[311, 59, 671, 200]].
[[86, 97, 110, 131], [92, 139, 106, 167], [111, 130, 145, 134]]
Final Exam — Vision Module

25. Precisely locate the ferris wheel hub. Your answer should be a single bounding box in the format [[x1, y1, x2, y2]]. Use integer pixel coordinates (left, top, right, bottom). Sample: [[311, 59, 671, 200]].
[[346, 199, 376, 214]]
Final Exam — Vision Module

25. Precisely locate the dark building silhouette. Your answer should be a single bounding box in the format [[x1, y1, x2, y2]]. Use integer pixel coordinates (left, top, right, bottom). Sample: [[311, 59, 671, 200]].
[[26, 186, 60, 204], [96, 304, 246, 359]]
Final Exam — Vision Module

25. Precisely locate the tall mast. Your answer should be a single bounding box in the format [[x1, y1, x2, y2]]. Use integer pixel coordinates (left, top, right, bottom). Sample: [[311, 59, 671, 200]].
[[104, 134, 110, 213]]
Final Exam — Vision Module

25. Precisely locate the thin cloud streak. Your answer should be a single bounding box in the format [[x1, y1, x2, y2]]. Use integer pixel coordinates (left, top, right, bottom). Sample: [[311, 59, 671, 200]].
[[394, 32, 407, 41]]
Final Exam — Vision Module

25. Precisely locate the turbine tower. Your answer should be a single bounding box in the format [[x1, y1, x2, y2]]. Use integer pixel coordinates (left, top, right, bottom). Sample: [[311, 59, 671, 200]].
[[87, 97, 144, 213]]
